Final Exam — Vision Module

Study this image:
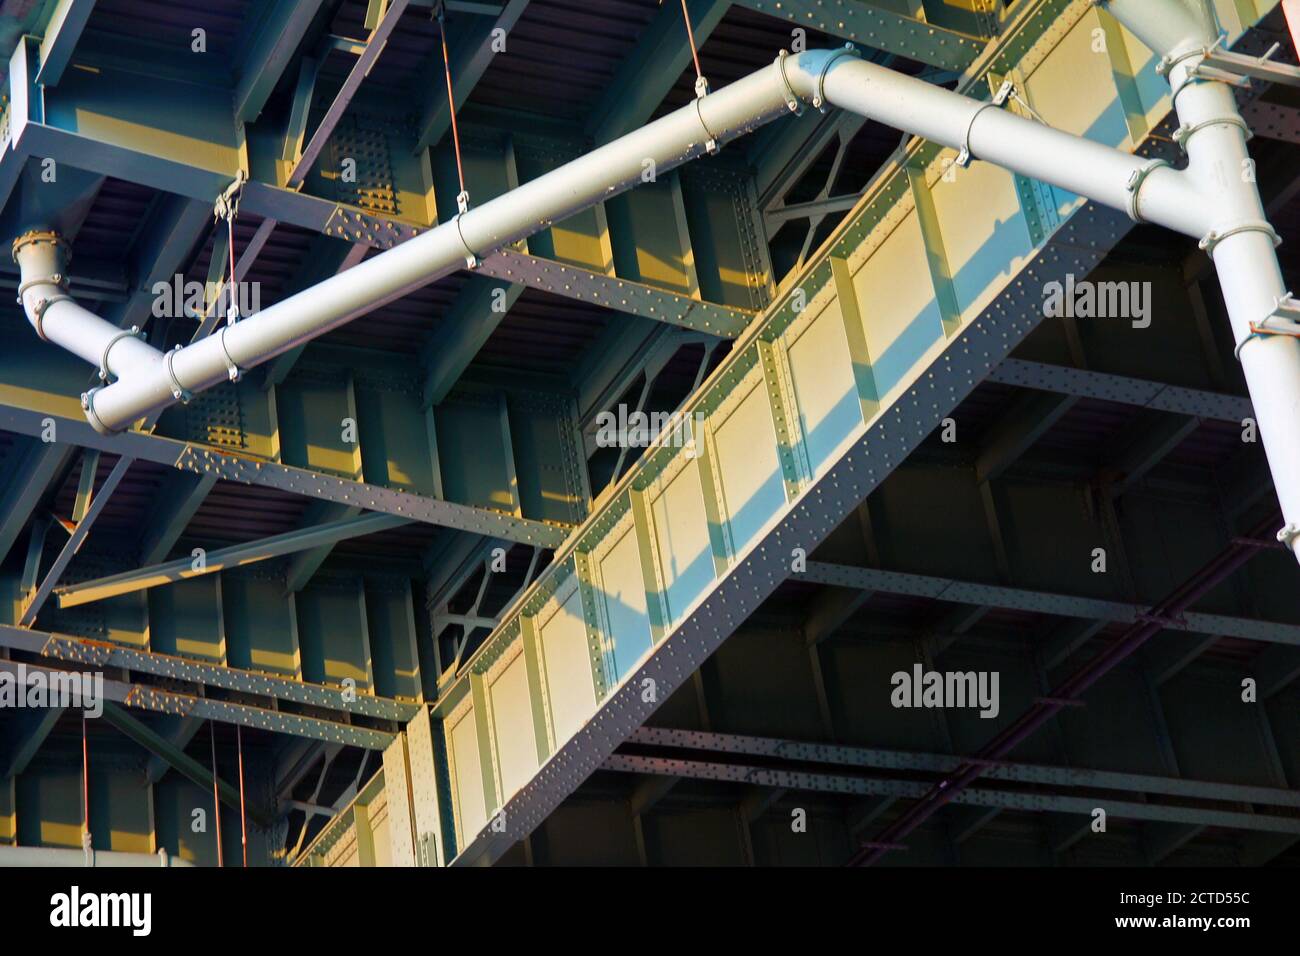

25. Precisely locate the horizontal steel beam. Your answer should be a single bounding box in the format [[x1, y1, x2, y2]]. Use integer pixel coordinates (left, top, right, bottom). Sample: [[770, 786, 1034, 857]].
[[798, 561, 1300, 647], [0, 400, 570, 549], [731, 0, 987, 71], [0, 657, 396, 750], [56, 512, 412, 608], [0, 624, 419, 724], [601, 753, 1300, 835], [626, 727, 1300, 808], [988, 358, 1253, 422], [475, 249, 755, 337]]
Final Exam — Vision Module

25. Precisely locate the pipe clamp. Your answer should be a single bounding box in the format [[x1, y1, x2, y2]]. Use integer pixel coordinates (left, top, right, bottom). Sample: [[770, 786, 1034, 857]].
[[1198, 220, 1280, 256], [217, 325, 242, 382], [1172, 115, 1251, 150], [27, 293, 73, 341], [164, 345, 192, 403], [98, 326, 144, 382], [957, 79, 1015, 168], [813, 44, 859, 113], [81, 387, 110, 434], [1122, 159, 1170, 223], [453, 213, 479, 269], [1235, 293, 1300, 359], [774, 51, 804, 114], [694, 97, 720, 155]]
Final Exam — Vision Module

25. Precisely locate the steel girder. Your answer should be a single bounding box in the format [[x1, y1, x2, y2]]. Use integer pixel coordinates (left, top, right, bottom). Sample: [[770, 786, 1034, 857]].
[[0, 656, 395, 749], [302, 0, 1271, 866], [731, 0, 989, 72], [0, 401, 570, 548], [798, 562, 1300, 647]]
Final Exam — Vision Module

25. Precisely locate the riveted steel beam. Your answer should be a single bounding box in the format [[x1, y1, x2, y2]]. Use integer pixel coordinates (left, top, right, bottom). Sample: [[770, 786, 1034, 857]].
[[0, 401, 571, 548], [799, 560, 1300, 647], [732, 0, 988, 71], [0, 624, 419, 724], [988, 358, 1254, 422], [56, 512, 411, 608], [0, 657, 397, 750]]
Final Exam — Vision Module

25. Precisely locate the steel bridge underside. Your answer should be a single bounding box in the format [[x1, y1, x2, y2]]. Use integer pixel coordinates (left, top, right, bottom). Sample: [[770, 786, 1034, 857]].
[[0, 0, 1298, 868]]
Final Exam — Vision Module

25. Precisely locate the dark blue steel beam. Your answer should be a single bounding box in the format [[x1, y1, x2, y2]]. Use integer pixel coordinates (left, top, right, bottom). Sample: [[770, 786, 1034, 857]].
[[234, 0, 328, 126]]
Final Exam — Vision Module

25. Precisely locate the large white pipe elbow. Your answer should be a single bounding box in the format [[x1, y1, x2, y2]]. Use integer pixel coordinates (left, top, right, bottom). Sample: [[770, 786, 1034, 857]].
[[12, 231, 165, 388]]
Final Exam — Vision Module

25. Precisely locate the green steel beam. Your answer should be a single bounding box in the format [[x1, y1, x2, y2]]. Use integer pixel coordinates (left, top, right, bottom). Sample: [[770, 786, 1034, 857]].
[[282, 503, 362, 593], [421, 276, 523, 407], [100, 702, 271, 826], [139, 471, 218, 564], [56, 511, 411, 608], [0, 401, 570, 549], [35, 0, 96, 88], [19, 455, 132, 626], [96, 196, 213, 332], [0, 440, 68, 564], [2, 707, 63, 779], [587, 0, 732, 145], [731, 0, 988, 71], [235, 0, 328, 125], [475, 249, 755, 337], [987, 358, 1255, 423], [143, 716, 203, 785], [413, 0, 533, 151], [625, 727, 1300, 809], [602, 754, 1300, 836], [0, 653, 400, 749], [287, 0, 414, 189], [800, 561, 1300, 648]]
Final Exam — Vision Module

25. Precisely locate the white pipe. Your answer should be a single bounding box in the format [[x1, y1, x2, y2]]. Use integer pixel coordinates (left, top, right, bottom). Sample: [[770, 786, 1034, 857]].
[[22, 49, 1215, 436], [0, 844, 193, 867], [12, 232, 165, 383], [13, 23, 1299, 558]]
